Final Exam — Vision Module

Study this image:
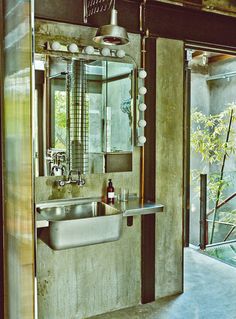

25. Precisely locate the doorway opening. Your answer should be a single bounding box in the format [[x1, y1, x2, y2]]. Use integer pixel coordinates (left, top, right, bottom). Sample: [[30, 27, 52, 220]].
[[186, 47, 236, 267]]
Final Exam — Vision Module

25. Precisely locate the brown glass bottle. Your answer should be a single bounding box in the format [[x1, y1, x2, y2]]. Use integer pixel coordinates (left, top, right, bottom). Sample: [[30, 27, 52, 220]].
[[107, 179, 115, 204]]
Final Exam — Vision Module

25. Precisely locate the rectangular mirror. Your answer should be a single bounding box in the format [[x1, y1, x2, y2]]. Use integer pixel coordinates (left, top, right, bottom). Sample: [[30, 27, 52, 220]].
[[34, 54, 135, 176]]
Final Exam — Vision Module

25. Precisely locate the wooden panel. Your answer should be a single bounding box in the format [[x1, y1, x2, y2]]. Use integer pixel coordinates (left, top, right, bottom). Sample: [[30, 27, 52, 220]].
[[2, 0, 34, 318]]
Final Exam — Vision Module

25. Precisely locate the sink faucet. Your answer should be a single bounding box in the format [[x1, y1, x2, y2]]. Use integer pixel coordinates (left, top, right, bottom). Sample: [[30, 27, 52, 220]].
[[57, 170, 85, 187]]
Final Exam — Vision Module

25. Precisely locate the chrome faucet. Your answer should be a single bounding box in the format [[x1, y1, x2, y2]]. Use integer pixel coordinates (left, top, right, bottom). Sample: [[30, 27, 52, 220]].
[[57, 170, 85, 187]]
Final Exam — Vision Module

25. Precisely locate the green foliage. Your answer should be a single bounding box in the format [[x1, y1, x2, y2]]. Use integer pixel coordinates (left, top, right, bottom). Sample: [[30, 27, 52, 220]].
[[54, 91, 67, 149], [191, 169, 231, 205], [191, 105, 236, 164], [191, 104, 236, 205], [219, 209, 236, 224]]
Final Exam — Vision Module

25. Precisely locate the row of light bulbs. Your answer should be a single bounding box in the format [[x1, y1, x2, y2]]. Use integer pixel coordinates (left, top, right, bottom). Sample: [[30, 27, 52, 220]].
[[50, 41, 126, 58], [137, 69, 147, 144]]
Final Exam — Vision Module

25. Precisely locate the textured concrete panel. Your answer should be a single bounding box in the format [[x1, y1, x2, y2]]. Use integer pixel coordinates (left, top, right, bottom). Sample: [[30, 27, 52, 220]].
[[36, 144, 141, 319], [155, 38, 184, 298], [35, 20, 142, 318], [37, 218, 141, 319]]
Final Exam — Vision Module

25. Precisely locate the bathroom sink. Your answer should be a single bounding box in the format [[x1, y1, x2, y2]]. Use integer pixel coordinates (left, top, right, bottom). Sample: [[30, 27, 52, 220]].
[[37, 199, 122, 250]]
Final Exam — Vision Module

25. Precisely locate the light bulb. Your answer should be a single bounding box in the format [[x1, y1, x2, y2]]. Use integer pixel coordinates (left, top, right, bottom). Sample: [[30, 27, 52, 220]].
[[138, 136, 146, 144], [116, 49, 126, 58], [138, 103, 147, 111], [139, 87, 147, 95], [101, 47, 110, 57], [139, 70, 147, 79], [51, 41, 61, 51], [68, 43, 78, 53], [138, 119, 147, 128], [84, 46, 95, 55]]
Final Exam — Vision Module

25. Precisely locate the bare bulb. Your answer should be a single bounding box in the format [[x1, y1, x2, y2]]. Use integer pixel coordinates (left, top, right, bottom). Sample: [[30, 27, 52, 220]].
[[138, 120, 147, 128], [138, 136, 146, 144], [139, 70, 147, 79], [116, 49, 126, 58], [139, 87, 147, 95], [101, 47, 110, 57], [84, 46, 95, 55], [68, 43, 78, 53], [138, 103, 147, 111], [51, 41, 61, 51]]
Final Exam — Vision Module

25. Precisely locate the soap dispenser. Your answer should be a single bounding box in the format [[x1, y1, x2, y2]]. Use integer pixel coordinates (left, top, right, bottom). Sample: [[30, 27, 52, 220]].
[[107, 179, 115, 204]]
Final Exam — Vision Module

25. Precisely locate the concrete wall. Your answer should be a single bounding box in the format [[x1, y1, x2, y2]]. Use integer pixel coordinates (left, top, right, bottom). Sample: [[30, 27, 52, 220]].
[[35, 21, 142, 319], [155, 38, 184, 298], [37, 218, 140, 319], [36, 148, 141, 319]]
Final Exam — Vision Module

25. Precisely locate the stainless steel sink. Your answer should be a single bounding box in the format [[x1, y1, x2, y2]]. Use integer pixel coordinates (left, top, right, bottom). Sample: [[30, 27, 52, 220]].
[[37, 199, 122, 250]]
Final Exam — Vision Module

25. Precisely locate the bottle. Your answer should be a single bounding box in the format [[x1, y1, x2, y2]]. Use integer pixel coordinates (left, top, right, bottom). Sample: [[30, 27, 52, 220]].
[[107, 179, 115, 204]]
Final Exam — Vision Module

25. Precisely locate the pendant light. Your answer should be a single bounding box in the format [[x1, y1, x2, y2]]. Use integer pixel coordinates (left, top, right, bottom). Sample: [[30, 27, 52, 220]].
[[93, 0, 129, 46]]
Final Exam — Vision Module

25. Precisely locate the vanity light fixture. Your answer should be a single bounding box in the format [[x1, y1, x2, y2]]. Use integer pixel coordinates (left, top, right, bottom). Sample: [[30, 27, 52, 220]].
[[101, 47, 111, 57], [138, 103, 147, 111], [138, 119, 147, 128], [68, 43, 79, 53], [51, 41, 61, 51], [84, 45, 95, 55], [138, 69, 147, 79], [93, 0, 129, 45], [139, 86, 147, 95], [116, 49, 126, 58], [138, 136, 146, 144]]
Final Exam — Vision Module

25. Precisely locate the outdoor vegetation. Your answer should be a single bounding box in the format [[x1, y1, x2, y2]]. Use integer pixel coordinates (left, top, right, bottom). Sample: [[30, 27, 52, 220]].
[[191, 104, 236, 241], [54, 90, 67, 149]]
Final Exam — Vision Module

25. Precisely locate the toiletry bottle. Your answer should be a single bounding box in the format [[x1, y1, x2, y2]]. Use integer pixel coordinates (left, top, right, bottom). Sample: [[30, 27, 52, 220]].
[[107, 179, 115, 204]]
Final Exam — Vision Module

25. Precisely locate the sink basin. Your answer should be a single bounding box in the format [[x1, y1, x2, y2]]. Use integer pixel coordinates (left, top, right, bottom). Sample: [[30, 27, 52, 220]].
[[37, 200, 122, 250]]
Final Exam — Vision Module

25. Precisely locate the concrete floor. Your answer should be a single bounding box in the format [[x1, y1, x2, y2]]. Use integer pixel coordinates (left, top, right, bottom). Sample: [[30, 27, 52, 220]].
[[88, 248, 236, 319]]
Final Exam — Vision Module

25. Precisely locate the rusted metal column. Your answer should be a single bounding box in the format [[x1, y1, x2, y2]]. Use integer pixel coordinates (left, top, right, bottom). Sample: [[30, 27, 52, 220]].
[[140, 0, 156, 304], [200, 174, 207, 250], [183, 51, 191, 247]]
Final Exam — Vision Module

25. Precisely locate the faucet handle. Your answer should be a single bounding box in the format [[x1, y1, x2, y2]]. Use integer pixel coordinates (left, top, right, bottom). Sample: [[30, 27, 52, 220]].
[[77, 171, 85, 186], [57, 179, 66, 187]]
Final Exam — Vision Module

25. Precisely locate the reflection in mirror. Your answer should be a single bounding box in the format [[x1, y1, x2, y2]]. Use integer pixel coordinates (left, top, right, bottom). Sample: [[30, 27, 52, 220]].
[[34, 55, 135, 176]]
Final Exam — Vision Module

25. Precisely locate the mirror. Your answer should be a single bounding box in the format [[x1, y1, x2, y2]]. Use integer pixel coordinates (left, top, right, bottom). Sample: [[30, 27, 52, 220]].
[[34, 53, 135, 176]]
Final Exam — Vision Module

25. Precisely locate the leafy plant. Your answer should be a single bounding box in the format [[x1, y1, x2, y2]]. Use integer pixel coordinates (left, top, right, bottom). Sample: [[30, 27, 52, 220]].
[[191, 104, 236, 204], [191, 105, 236, 164], [54, 90, 67, 149]]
